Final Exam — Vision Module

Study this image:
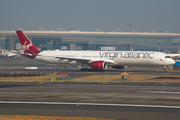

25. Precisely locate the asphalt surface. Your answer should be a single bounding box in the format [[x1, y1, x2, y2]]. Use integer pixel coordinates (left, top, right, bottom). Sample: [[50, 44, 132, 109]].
[[1, 82, 180, 120], [0, 58, 179, 80], [1, 102, 180, 120], [0, 58, 180, 120]]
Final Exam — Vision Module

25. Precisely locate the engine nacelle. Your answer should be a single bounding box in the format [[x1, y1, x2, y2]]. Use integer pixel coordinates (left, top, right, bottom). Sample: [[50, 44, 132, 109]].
[[90, 61, 107, 70], [112, 65, 127, 69]]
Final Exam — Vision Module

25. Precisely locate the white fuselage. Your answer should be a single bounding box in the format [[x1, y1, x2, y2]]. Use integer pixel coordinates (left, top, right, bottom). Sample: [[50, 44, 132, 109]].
[[34, 50, 175, 66]]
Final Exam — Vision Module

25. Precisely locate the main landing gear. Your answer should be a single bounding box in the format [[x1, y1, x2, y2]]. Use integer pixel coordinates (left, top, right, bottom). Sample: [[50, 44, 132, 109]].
[[80, 63, 91, 71], [80, 68, 92, 71]]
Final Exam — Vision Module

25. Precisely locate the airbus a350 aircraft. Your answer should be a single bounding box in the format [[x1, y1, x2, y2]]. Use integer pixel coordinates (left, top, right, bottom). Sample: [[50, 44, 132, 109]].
[[16, 30, 175, 72]]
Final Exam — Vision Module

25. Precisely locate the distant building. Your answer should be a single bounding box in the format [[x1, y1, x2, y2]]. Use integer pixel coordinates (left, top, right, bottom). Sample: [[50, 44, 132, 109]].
[[0, 30, 180, 53]]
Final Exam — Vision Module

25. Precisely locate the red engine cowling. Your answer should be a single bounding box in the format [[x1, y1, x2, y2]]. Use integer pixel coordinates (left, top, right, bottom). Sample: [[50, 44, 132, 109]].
[[90, 61, 107, 70], [112, 65, 127, 69]]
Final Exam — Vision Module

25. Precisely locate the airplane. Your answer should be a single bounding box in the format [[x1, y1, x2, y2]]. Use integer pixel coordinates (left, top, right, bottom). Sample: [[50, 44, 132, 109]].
[[16, 30, 175, 73], [7, 52, 18, 57]]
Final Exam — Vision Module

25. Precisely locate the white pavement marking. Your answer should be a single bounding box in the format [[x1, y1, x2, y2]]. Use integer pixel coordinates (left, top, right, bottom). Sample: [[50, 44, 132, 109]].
[[0, 88, 29, 90], [0, 101, 180, 109], [140, 91, 180, 94]]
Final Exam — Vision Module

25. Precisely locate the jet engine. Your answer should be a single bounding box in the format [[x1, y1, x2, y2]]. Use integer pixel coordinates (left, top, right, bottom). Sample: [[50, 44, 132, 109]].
[[112, 65, 127, 69], [90, 61, 107, 70]]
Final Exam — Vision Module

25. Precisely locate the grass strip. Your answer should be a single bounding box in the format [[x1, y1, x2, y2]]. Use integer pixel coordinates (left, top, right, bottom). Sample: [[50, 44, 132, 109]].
[[0, 74, 180, 83], [0, 75, 60, 82], [65, 74, 180, 83], [0, 115, 114, 120]]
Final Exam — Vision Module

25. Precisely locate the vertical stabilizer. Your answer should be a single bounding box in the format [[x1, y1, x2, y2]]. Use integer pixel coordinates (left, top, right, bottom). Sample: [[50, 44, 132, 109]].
[[16, 30, 40, 58]]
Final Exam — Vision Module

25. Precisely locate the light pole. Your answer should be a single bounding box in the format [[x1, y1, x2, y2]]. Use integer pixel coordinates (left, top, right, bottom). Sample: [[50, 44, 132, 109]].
[[178, 38, 179, 53], [129, 25, 133, 51], [158, 40, 161, 52], [30, 29, 33, 41], [94, 31, 96, 50], [105, 32, 107, 51]]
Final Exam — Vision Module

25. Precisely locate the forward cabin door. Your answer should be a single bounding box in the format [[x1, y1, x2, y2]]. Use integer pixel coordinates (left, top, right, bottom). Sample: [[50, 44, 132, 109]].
[[155, 54, 159, 61], [154, 54, 159, 65]]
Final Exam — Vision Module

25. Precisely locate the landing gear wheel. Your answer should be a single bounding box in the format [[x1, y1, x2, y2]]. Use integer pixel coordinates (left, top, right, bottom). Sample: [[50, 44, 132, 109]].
[[162, 70, 166, 73], [80, 68, 92, 72]]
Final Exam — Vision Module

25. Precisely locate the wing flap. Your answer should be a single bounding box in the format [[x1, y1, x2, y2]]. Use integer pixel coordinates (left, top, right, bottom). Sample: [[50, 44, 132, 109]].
[[40, 55, 91, 62]]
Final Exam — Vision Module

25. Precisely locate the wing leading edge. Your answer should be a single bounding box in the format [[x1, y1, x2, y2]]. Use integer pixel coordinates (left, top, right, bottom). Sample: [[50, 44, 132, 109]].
[[39, 54, 114, 64]]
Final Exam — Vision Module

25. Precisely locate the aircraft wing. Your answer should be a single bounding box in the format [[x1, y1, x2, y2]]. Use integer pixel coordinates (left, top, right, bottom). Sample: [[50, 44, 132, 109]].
[[40, 55, 114, 64], [41, 55, 91, 62], [55, 56, 91, 62]]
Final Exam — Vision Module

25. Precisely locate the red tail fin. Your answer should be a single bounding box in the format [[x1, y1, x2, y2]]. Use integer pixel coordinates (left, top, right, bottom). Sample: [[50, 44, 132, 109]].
[[16, 30, 40, 58]]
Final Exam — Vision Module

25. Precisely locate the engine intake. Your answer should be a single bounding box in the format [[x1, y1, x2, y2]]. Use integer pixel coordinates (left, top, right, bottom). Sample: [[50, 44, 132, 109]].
[[90, 61, 107, 70]]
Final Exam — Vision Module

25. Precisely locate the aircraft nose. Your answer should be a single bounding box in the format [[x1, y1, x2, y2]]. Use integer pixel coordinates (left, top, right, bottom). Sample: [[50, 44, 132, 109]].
[[170, 59, 175, 64]]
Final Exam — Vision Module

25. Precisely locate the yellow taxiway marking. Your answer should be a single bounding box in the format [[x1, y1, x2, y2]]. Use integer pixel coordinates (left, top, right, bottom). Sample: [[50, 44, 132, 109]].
[[162, 83, 168, 85], [162, 73, 171, 75], [15, 71, 25, 73]]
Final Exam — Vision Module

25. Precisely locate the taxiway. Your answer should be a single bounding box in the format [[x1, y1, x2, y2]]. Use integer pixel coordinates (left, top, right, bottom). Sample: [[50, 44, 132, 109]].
[[0, 59, 180, 119]]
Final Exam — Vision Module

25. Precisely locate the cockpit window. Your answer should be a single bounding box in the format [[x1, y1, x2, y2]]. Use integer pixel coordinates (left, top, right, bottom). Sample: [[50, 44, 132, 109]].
[[165, 56, 171, 58]]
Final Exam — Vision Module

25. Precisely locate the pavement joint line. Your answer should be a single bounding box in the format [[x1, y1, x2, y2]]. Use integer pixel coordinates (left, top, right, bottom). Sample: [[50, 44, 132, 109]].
[[0, 101, 180, 109]]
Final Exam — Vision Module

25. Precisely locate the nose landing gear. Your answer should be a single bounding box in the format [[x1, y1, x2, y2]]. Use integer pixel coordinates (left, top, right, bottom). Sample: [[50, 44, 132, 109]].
[[162, 66, 167, 73]]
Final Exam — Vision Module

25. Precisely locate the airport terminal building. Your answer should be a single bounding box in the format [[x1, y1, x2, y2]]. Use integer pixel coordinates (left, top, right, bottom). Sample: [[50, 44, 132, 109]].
[[0, 29, 180, 53]]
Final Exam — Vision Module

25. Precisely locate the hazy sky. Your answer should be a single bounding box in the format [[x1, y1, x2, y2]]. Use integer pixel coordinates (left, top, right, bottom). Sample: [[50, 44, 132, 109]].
[[0, 0, 180, 33]]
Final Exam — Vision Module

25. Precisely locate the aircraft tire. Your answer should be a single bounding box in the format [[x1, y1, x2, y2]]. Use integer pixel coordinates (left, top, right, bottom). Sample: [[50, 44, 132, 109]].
[[80, 68, 92, 71], [162, 70, 166, 73]]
